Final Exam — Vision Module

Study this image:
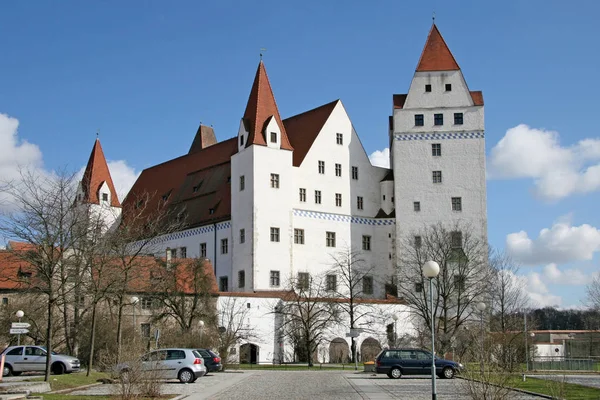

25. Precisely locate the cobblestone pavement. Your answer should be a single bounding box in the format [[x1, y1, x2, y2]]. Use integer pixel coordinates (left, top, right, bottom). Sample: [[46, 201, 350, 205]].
[[199, 371, 541, 400], [527, 374, 600, 389]]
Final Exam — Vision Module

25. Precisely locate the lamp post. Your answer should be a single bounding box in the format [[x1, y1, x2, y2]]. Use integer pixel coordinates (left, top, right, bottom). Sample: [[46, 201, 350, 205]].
[[476, 302, 486, 375], [131, 296, 139, 337], [392, 314, 398, 347], [15, 310, 24, 346], [198, 320, 205, 345], [423, 260, 440, 400], [524, 310, 529, 372]]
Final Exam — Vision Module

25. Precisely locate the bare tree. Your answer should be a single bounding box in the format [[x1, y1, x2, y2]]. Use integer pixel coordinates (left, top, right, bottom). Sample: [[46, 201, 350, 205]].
[[587, 275, 600, 310], [278, 274, 339, 367], [0, 169, 88, 381], [396, 222, 491, 356], [328, 248, 376, 363], [216, 296, 256, 369]]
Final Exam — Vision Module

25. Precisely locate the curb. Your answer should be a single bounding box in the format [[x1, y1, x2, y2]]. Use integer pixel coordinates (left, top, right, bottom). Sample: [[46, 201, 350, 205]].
[[48, 382, 103, 394]]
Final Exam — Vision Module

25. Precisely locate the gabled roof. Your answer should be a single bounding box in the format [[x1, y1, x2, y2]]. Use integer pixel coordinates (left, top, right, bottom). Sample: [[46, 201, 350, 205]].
[[81, 139, 121, 207], [416, 24, 460, 72], [243, 61, 293, 151], [393, 94, 407, 109], [189, 124, 217, 154], [284, 100, 339, 167], [470, 91, 484, 106]]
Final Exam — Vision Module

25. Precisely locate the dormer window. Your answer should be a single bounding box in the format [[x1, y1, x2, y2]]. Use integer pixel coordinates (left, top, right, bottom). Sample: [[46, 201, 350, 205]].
[[193, 185, 199, 193], [240, 135, 244, 146], [445, 84, 452, 91], [102, 193, 108, 201], [270, 132, 277, 143], [209, 208, 215, 215], [425, 84, 432, 92]]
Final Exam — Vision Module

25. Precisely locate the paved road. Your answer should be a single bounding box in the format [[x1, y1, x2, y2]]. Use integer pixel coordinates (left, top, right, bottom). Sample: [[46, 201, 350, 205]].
[[527, 374, 600, 389]]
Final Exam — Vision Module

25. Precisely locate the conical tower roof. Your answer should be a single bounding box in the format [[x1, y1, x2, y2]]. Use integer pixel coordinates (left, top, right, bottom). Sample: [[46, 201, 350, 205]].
[[416, 24, 460, 72], [81, 138, 121, 207]]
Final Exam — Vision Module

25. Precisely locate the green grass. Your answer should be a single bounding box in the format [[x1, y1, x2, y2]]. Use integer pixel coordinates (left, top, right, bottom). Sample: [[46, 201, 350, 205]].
[[510, 376, 600, 400], [33, 395, 111, 400], [26, 371, 109, 391]]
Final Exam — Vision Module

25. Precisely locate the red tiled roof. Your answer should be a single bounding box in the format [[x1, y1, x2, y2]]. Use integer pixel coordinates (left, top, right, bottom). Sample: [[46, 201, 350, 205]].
[[243, 61, 293, 151], [393, 94, 407, 109], [188, 124, 217, 154], [0, 250, 36, 290], [122, 137, 237, 229], [416, 24, 460, 72], [81, 139, 121, 207], [470, 91, 484, 106], [7, 241, 36, 252], [284, 100, 339, 167]]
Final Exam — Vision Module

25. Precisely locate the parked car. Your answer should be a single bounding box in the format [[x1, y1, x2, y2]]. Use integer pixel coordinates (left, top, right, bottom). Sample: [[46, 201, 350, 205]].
[[375, 348, 464, 379], [1, 345, 81, 376], [195, 349, 222, 372], [114, 348, 206, 383]]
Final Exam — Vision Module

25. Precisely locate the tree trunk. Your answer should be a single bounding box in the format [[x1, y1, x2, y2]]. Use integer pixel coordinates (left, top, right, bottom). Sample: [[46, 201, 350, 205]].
[[87, 304, 97, 377], [61, 286, 72, 355], [44, 296, 54, 382], [116, 298, 124, 363], [306, 339, 313, 367]]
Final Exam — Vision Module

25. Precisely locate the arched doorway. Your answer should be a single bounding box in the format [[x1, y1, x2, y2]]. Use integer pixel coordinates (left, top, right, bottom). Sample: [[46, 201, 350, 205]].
[[329, 338, 350, 363], [360, 337, 381, 362], [240, 343, 259, 364]]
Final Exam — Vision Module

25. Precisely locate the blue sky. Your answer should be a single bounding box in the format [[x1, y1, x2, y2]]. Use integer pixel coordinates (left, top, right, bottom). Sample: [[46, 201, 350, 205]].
[[1, 0, 599, 308]]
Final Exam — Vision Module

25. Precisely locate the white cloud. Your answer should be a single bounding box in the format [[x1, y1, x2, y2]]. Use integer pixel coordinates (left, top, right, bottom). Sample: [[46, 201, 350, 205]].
[[488, 124, 600, 200], [506, 220, 600, 265], [542, 263, 588, 286], [526, 272, 562, 308], [369, 148, 390, 168]]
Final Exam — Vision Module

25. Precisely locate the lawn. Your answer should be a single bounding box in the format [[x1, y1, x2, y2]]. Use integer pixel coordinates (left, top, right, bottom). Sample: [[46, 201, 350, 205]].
[[35, 395, 111, 400], [511, 376, 600, 400], [26, 371, 110, 391]]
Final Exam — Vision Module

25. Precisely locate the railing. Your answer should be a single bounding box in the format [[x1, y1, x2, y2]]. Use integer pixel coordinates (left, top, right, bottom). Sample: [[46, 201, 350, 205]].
[[531, 356, 600, 371]]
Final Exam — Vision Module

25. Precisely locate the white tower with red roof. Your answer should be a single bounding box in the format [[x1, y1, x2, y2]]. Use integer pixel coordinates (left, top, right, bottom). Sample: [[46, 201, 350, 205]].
[[390, 24, 487, 248]]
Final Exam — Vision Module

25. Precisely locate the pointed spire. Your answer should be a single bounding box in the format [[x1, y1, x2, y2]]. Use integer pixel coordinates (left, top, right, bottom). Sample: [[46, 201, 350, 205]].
[[416, 24, 460, 72], [242, 61, 293, 150], [81, 138, 121, 207], [189, 124, 217, 154]]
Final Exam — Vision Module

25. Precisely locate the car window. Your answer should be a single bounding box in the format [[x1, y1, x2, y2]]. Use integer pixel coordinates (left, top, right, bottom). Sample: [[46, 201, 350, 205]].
[[192, 350, 203, 358], [7, 347, 23, 356], [197, 349, 210, 357], [399, 350, 414, 360], [26, 347, 46, 356], [166, 350, 186, 360], [416, 351, 431, 360], [383, 350, 399, 360]]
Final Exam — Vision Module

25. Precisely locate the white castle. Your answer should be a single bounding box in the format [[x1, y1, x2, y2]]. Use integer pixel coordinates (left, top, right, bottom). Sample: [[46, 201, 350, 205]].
[[77, 23, 487, 363]]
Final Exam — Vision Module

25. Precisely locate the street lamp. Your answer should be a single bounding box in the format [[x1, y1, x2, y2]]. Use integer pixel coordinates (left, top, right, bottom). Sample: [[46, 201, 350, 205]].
[[198, 320, 205, 345], [476, 302, 486, 375], [15, 310, 24, 346], [131, 296, 139, 336], [423, 260, 440, 400], [392, 314, 398, 347]]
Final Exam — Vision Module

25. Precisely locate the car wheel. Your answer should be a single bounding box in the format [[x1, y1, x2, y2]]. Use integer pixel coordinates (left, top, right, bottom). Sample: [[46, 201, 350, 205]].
[[11, 371, 22, 376], [2, 365, 13, 377], [442, 367, 455, 379], [178, 368, 195, 383], [52, 362, 65, 375], [389, 367, 402, 379]]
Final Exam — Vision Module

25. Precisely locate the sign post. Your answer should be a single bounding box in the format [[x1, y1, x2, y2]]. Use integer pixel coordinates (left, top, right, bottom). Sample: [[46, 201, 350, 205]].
[[10, 322, 30, 346], [346, 328, 362, 371]]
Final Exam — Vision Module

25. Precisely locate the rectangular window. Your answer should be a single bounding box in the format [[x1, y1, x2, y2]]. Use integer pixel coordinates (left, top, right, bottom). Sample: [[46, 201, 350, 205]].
[[141, 323, 151, 338], [335, 163, 342, 177], [240, 175, 245, 191], [425, 84, 432, 92], [415, 283, 423, 293], [221, 238, 228, 254], [415, 114, 424, 126], [2, 297, 8, 305], [318, 160, 325, 174], [219, 276, 228, 292], [452, 197, 462, 211], [414, 235, 422, 248], [270, 173, 279, 188], [240, 135, 244, 146], [336, 133, 343, 145], [335, 193, 342, 207], [141, 296, 153, 310], [454, 112, 463, 125], [238, 270, 245, 288], [326, 274, 337, 292], [352, 166, 358, 180], [362, 235, 371, 251], [297, 272, 310, 290], [432, 143, 441, 157], [299, 188, 306, 202], [413, 201, 421, 212], [180, 247, 187, 258], [357, 196, 364, 210], [315, 190, 322, 204], [362, 276, 373, 295], [270, 227, 280, 242], [326, 231, 336, 247], [451, 231, 463, 248], [434, 113, 444, 126], [432, 171, 442, 183], [170, 248, 177, 258], [454, 274, 465, 291], [294, 228, 305, 244], [270, 270, 281, 287], [102, 193, 108, 201], [270, 132, 277, 143], [200, 242, 207, 258], [240, 229, 245, 244], [445, 83, 452, 91]]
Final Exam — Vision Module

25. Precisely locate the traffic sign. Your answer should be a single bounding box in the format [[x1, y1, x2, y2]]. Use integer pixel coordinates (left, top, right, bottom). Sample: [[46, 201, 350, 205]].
[[11, 322, 31, 329], [10, 328, 29, 334]]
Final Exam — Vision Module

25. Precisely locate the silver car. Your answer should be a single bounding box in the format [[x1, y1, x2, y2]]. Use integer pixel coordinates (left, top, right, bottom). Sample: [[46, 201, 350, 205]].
[[1, 345, 80, 376], [115, 348, 206, 383]]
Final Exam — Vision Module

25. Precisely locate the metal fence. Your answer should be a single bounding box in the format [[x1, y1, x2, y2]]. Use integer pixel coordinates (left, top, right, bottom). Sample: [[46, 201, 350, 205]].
[[531, 356, 600, 371]]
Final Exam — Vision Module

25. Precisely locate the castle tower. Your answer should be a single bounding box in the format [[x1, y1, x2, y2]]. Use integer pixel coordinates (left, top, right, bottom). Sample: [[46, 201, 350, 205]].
[[390, 24, 487, 248], [230, 61, 294, 291], [77, 138, 122, 231]]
